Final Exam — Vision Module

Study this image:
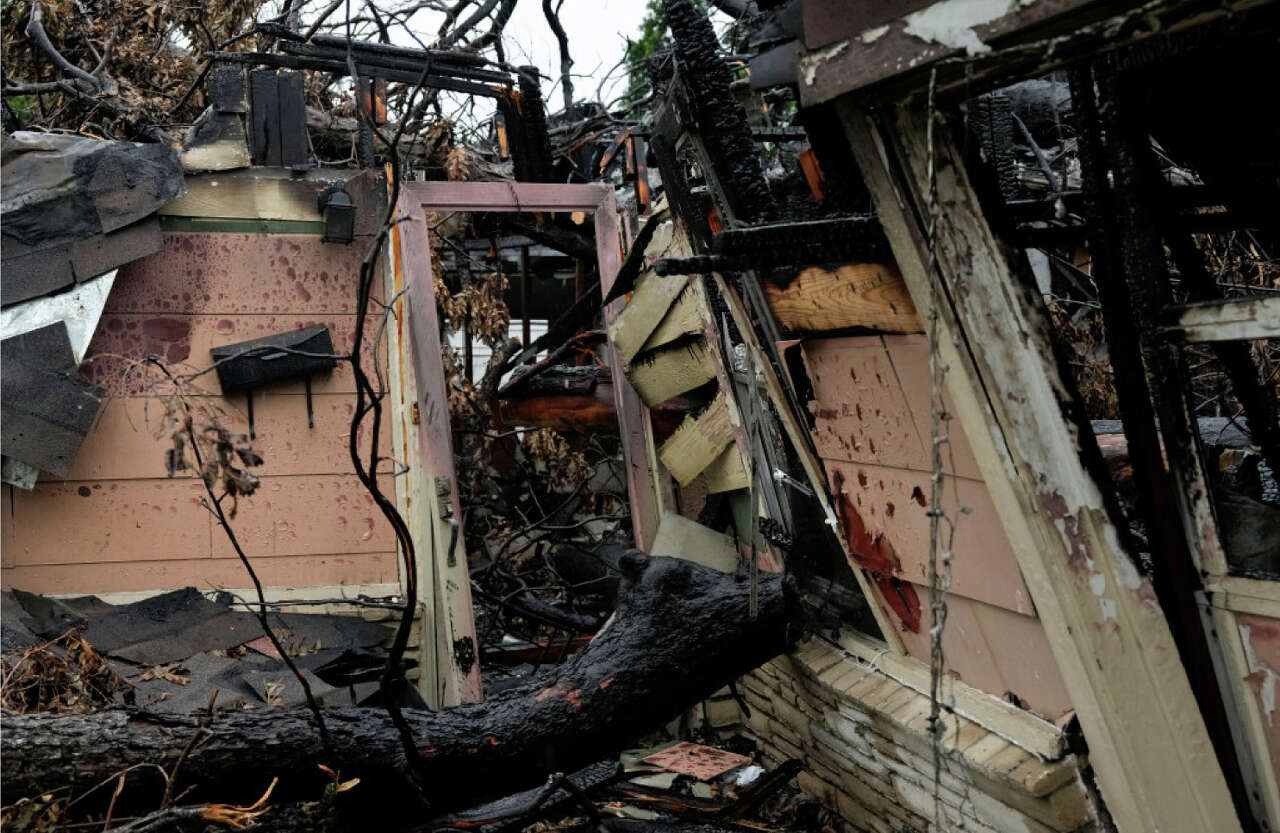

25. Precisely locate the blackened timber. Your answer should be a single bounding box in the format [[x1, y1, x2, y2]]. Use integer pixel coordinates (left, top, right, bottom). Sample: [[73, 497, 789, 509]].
[[249, 70, 280, 165], [277, 71, 310, 169], [258, 24, 490, 67], [211, 52, 500, 98], [0, 553, 795, 823], [276, 40, 511, 85], [663, 0, 775, 224]]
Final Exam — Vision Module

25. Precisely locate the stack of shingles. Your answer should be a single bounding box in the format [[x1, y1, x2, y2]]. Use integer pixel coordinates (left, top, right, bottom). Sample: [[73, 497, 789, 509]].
[[1, 130, 186, 488], [1, 587, 406, 712]]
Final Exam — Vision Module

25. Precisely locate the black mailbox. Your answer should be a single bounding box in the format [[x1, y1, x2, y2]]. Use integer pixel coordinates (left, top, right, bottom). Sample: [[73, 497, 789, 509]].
[[212, 324, 337, 435]]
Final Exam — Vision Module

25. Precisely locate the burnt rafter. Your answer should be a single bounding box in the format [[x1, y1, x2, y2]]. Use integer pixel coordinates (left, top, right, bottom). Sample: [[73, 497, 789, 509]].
[[212, 24, 514, 99]]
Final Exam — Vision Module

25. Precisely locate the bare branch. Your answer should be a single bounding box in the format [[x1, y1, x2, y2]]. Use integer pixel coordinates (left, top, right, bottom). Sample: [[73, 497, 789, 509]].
[[541, 0, 573, 113], [24, 2, 103, 92]]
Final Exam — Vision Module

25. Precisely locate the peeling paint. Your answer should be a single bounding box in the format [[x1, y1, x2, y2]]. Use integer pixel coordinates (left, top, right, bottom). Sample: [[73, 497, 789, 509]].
[[1241, 624, 1279, 726], [860, 24, 890, 44], [799, 40, 849, 87]]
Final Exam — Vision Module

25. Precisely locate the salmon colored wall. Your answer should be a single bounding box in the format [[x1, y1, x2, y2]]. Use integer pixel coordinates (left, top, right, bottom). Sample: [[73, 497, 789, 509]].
[[0, 232, 399, 596], [802, 334, 1072, 719], [1234, 612, 1280, 785]]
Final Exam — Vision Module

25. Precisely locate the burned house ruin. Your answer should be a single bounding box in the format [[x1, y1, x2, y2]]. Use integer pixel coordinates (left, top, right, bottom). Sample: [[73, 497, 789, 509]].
[[2, 1, 1279, 832]]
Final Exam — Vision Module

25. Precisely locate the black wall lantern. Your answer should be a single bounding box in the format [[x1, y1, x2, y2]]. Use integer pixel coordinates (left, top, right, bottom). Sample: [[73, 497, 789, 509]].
[[318, 185, 356, 244]]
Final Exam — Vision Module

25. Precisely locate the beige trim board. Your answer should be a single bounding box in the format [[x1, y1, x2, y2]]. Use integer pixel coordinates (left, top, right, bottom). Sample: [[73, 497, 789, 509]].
[[836, 630, 1067, 761]]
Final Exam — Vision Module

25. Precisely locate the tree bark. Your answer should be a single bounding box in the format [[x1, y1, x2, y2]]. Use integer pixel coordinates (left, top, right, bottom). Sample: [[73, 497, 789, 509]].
[[1, 553, 795, 825]]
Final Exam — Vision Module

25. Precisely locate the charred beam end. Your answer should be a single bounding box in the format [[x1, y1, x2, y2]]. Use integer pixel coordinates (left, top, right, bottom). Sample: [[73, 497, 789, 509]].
[[1, 553, 797, 819], [653, 217, 892, 276]]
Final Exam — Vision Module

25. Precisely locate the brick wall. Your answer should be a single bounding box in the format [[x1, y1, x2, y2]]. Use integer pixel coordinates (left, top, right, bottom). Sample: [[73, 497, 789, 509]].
[[741, 640, 1102, 833]]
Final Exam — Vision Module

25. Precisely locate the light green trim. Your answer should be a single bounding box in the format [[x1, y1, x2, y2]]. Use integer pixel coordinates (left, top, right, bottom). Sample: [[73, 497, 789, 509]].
[[158, 216, 326, 235]]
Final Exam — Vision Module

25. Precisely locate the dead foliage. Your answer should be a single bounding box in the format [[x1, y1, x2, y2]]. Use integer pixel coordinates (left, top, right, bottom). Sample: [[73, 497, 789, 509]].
[[1, 629, 131, 714]]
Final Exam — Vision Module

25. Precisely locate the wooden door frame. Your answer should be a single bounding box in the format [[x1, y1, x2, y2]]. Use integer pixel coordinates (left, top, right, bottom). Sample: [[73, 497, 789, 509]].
[[390, 181, 659, 706]]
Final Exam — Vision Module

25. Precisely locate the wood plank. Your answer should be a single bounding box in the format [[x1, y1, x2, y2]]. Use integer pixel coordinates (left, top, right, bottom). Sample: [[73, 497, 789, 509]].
[[162, 174, 318, 222], [400, 181, 613, 213], [649, 512, 740, 572], [658, 391, 736, 486], [627, 338, 717, 406], [641, 285, 703, 352], [703, 444, 749, 493], [385, 209, 439, 705], [842, 100, 1241, 833], [1164, 296, 1280, 343], [1213, 575, 1280, 620], [765, 263, 921, 334], [836, 631, 1066, 760], [609, 271, 689, 364]]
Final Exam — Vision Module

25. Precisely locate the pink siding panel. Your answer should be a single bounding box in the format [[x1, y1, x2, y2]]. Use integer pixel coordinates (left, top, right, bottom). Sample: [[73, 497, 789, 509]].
[[0, 552, 398, 595], [882, 334, 983, 480], [3, 479, 211, 566], [83, 314, 381, 397], [896, 589, 1073, 720], [1, 229, 399, 596], [106, 233, 376, 315], [209, 474, 396, 559], [802, 335, 928, 470], [824, 459, 1034, 616], [66, 394, 391, 481]]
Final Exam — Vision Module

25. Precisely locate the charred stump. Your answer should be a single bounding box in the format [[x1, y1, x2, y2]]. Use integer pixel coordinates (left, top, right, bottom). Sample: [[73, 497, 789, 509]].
[[1, 552, 796, 826]]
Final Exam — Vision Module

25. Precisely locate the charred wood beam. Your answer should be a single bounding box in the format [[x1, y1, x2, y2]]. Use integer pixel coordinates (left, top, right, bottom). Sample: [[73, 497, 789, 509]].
[[1, 553, 795, 823], [503, 216, 596, 262], [208, 51, 501, 98]]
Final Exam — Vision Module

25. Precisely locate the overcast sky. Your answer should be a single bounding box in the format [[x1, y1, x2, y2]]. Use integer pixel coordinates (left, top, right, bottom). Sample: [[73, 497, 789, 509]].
[[499, 0, 649, 109]]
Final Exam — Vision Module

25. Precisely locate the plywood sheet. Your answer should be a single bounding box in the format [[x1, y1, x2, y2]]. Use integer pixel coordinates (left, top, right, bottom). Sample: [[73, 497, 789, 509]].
[[765, 263, 921, 334], [641, 285, 703, 352], [628, 339, 716, 406], [649, 513, 740, 573], [659, 392, 735, 486], [609, 270, 689, 364], [703, 444, 749, 494]]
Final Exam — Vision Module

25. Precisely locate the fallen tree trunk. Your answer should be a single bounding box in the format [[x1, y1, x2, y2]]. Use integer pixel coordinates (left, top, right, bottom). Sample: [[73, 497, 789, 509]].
[[1, 552, 794, 825]]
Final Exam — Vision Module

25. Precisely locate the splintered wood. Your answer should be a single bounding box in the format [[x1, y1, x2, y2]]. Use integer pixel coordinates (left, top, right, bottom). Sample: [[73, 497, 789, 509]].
[[658, 391, 736, 486]]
